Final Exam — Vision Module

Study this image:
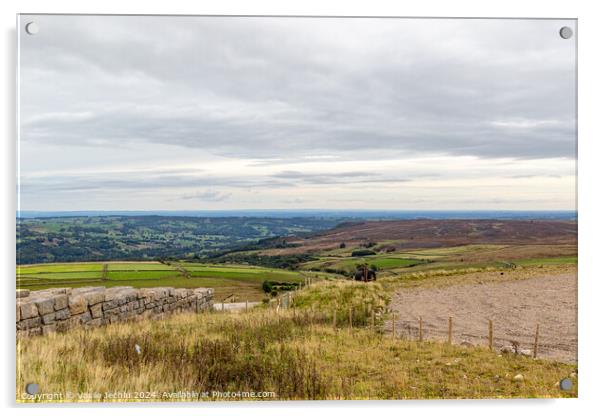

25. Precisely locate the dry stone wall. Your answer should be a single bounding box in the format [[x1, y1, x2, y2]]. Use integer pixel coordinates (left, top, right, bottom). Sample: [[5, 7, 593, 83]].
[[16, 286, 213, 336]]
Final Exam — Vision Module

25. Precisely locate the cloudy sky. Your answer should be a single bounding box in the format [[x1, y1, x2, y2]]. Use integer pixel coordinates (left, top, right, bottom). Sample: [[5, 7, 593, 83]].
[[18, 15, 576, 211]]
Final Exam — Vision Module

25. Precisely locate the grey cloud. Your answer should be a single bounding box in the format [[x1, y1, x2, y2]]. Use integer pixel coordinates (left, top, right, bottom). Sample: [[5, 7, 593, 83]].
[[19, 167, 412, 197], [180, 190, 232, 202], [20, 16, 576, 162], [508, 174, 564, 179], [271, 170, 410, 184], [19, 169, 292, 194]]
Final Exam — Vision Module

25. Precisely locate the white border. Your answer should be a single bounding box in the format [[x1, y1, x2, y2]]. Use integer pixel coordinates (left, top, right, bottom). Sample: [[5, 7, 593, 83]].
[[2, 1, 601, 415]]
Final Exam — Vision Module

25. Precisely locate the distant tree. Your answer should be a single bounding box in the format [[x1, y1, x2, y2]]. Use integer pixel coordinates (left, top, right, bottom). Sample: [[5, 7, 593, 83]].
[[339, 242, 346, 249], [351, 249, 376, 257], [262, 280, 273, 293]]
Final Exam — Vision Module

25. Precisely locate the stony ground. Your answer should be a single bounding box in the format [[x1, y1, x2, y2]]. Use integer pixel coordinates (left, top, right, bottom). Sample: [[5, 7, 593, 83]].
[[390, 271, 577, 362], [212, 301, 261, 311]]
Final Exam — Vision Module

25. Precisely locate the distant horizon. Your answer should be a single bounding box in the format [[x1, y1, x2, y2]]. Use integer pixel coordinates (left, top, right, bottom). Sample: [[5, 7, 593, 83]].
[[17, 209, 577, 220]]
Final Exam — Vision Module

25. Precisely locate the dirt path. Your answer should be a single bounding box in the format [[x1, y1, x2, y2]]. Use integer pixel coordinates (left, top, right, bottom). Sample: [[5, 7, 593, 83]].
[[213, 302, 261, 312], [390, 272, 577, 362]]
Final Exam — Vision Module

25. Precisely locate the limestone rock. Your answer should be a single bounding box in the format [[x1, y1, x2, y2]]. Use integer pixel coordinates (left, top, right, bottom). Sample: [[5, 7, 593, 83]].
[[68, 295, 88, 315], [54, 294, 69, 310], [19, 301, 39, 319], [16, 289, 30, 298], [90, 303, 103, 319], [34, 298, 55, 315]]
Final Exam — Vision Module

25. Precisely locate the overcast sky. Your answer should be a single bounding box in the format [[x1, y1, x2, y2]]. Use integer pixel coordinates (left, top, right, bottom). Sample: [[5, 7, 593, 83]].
[[18, 15, 576, 211]]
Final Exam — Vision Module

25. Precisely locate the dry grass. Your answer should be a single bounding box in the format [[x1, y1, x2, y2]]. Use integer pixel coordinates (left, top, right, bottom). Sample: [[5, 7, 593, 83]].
[[17, 284, 577, 402], [380, 264, 577, 290]]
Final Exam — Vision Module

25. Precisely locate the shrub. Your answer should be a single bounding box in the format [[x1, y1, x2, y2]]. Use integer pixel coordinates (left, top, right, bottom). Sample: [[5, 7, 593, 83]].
[[262, 280, 273, 293], [351, 249, 376, 257]]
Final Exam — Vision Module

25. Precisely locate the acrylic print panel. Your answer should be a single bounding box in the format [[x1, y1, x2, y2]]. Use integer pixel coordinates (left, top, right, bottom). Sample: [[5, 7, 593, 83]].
[[16, 15, 577, 402]]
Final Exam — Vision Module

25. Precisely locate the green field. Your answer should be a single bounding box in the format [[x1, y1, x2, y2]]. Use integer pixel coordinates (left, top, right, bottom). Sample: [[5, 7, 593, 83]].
[[298, 243, 578, 280], [513, 256, 577, 266], [181, 263, 302, 281], [17, 263, 104, 274], [16, 261, 313, 301], [301, 253, 428, 274], [15, 246, 578, 301], [397, 244, 509, 257]]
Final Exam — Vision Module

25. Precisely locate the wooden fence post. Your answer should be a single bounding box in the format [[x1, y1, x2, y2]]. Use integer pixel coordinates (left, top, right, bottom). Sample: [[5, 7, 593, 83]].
[[245, 299, 248, 312], [419, 316, 423, 342], [221, 300, 225, 312], [448, 316, 453, 344], [533, 324, 540, 359], [488, 319, 493, 351]]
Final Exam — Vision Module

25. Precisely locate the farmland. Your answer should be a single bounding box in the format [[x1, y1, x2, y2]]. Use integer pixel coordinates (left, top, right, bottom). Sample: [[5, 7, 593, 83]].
[[16, 218, 578, 301], [16, 261, 312, 301]]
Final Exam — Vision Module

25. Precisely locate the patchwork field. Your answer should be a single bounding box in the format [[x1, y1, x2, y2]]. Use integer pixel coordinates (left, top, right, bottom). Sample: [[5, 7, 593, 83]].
[[16, 261, 311, 301]]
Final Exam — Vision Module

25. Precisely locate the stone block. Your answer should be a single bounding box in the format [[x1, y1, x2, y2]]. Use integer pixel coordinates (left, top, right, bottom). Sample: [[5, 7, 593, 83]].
[[69, 295, 88, 314], [41, 312, 56, 325], [55, 308, 70, 321], [18, 317, 41, 330], [104, 287, 134, 301], [90, 303, 103, 319], [34, 297, 55, 315], [16, 289, 30, 298], [70, 311, 92, 326], [71, 287, 104, 295], [54, 294, 69, 310], [19, 301, 39, 319], [102, 299, 119, 310], [83, 291, 105, 306]]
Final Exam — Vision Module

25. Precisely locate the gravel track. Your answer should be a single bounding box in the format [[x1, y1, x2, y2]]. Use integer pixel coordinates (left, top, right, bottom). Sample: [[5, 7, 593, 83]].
[[390, 272, 577, 362]]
